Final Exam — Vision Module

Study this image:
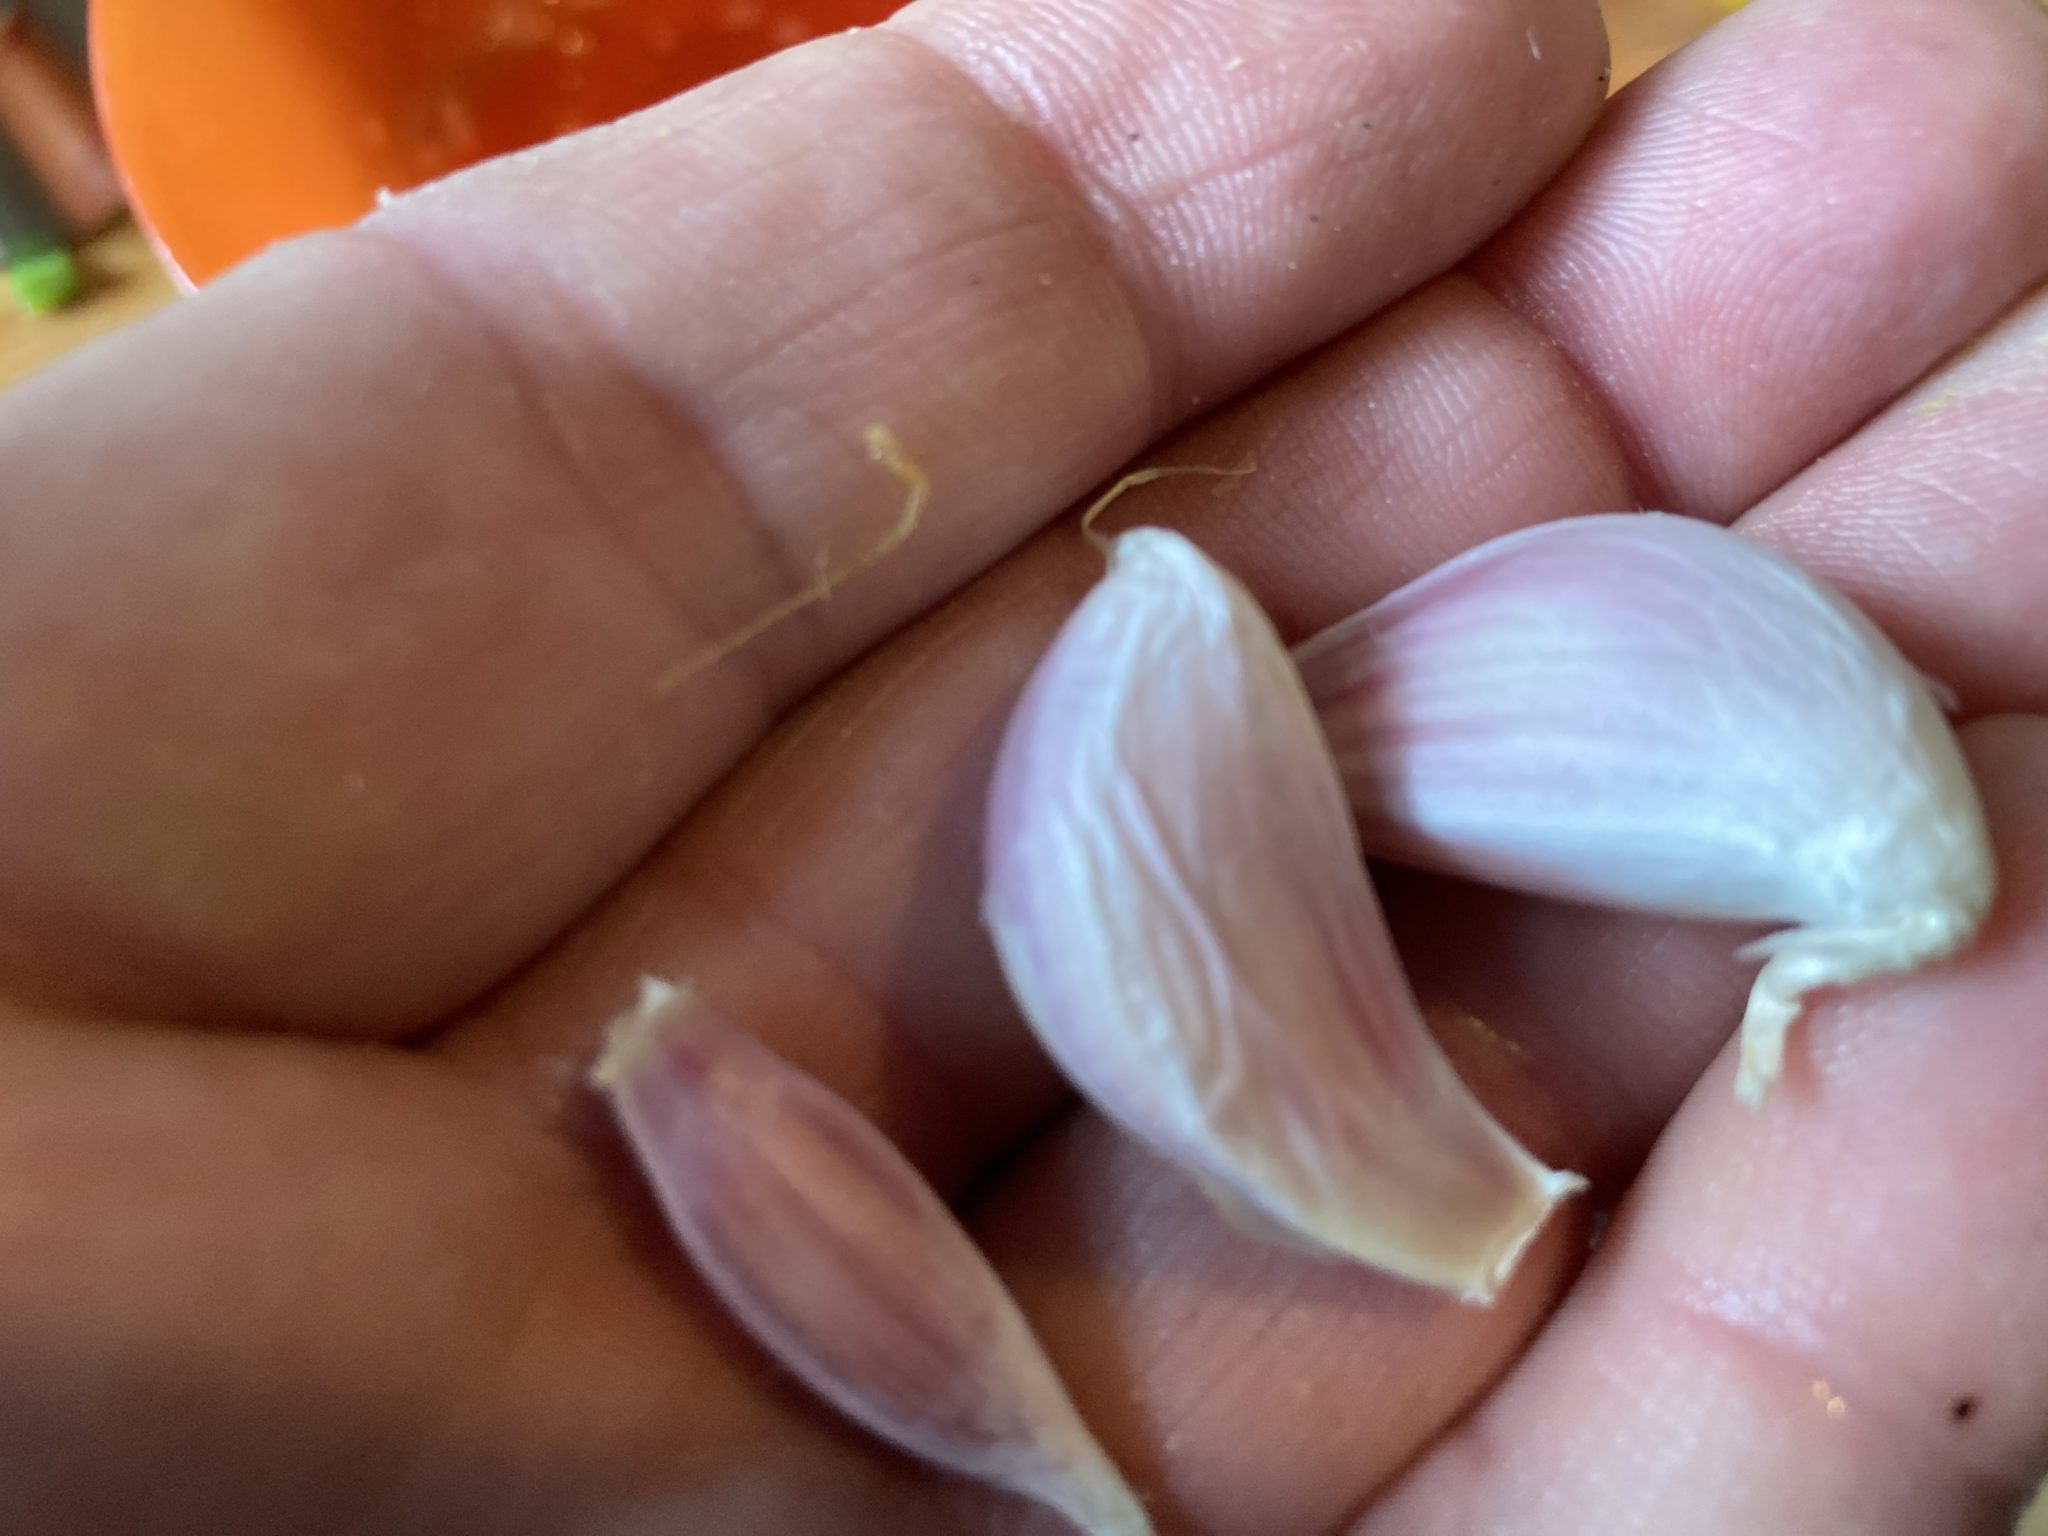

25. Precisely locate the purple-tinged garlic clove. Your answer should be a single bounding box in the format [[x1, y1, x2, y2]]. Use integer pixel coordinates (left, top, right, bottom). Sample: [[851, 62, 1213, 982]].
[[1296, 512, 1996, 1103], [592, 979, 1151, 1536], [984, 529, 1580, 1304]]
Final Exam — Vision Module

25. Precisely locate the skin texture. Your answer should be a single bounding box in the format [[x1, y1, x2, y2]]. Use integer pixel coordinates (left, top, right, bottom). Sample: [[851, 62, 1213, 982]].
[[4, 0, 2048, 1531]]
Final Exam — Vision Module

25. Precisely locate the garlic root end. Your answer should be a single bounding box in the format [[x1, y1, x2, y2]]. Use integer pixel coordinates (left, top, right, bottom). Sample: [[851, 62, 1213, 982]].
[[1035, 1438, 1156, 1536], [1461, 1164, 1588, 1307], [589, 976, 694, 1092], [1733, 905, 1990, 1104]]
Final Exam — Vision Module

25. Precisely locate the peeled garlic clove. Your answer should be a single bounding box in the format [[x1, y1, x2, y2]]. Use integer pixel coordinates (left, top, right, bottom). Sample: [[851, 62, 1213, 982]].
[[1295, 513, 1996, 1103], [983, 528, 1581, 1304], [592, 979, 1151, 1536]]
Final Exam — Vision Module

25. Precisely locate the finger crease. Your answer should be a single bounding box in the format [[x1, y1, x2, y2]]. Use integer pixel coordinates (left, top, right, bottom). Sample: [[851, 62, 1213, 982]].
[[873, 25, 1188, 436], [1464, 262, 1674, 515], [339, 221, 797, 720]]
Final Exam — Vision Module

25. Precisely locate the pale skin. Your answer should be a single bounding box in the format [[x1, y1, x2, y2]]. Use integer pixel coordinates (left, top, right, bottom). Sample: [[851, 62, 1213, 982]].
[[5, 0, 2048, 1530]]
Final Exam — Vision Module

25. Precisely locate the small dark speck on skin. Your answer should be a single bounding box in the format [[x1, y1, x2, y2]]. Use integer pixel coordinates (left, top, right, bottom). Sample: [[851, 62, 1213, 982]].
[[1360, 120, 1372, 131], [1952, 1396, 1980, 1424], [1310, 213, 1321, 224], [1128, 131, 1141, 143]]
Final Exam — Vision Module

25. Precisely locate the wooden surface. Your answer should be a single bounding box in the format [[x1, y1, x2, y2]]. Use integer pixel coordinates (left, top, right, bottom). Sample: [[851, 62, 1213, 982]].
[[1609, 0, 1740, 87], [0, 217, 176, 389], [0, 0, 1733, 394]]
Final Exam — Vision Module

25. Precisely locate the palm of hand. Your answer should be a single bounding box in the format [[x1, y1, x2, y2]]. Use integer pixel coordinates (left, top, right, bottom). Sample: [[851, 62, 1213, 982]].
[[5, 2, 2048, 1533]]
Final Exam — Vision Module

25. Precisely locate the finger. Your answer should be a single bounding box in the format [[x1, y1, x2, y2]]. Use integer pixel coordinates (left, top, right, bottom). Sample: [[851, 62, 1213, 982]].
[[0, 0, 1610, 1033], [1361, 717, 2048, 1536], [1743, 280, 2048, 714], [1476, 0, 2048, 519], [0, 1013, 964, 1535]]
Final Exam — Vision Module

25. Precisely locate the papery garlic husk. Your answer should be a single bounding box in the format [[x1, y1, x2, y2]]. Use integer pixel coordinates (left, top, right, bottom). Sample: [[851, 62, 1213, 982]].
[[592, 979, 1151, 1536], [983, 529, 1581, 1304], [1295, 512, 1996, 1104]]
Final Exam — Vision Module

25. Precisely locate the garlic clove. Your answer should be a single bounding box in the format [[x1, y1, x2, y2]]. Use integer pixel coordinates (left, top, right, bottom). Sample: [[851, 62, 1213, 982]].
[[1295, 512, 1996, 1103], [591, 979, 1151, 1536], [983, 529, 1581, 1304]]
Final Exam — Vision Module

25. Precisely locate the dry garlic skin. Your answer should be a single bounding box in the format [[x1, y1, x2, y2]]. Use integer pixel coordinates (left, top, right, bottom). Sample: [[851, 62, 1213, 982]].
[[1297, 513, 1995, 1100], [984, 529, 1578, 1302]]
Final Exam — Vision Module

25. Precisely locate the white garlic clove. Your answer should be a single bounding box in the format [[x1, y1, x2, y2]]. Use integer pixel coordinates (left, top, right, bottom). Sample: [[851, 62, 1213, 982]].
[[592, 979, 1152, 1536], [983, 529, 1581, 1304], [1295, 513, 1996, 1103]]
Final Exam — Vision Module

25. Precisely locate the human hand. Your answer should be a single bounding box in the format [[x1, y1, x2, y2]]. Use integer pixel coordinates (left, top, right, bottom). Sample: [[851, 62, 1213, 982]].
[[3, 0, 2048, 1531]]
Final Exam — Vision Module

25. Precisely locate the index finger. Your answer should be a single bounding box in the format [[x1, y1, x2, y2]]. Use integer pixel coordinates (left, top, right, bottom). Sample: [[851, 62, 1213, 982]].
[[0, 0, 1610, 1033]]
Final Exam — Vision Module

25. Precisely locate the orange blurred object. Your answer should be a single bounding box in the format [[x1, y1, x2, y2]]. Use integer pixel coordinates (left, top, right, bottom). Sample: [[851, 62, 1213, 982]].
[[90, 0, 902, 289]]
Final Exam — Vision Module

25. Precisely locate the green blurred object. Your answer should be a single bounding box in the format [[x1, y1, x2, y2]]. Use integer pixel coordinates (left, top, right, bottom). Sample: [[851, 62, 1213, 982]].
[[6, 243, 74, 312], [0, 110, 73, 316]]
